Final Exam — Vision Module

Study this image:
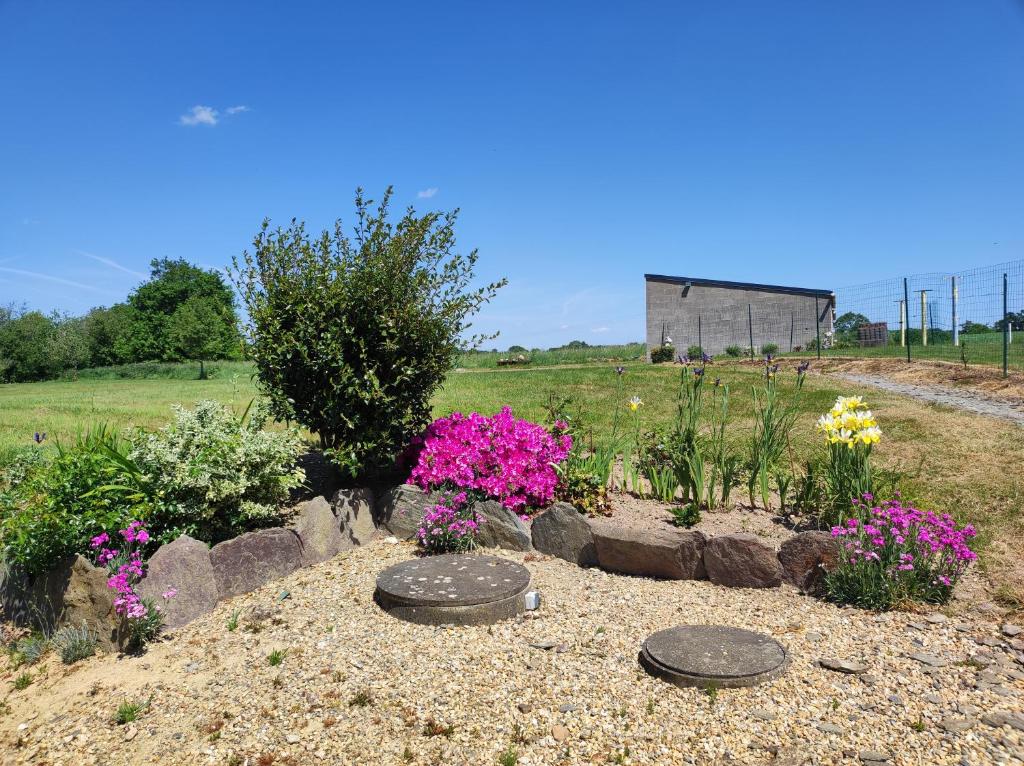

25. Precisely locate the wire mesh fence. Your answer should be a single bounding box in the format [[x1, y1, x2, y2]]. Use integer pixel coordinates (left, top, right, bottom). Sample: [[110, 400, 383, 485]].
[[822, 259, 1024, 373]]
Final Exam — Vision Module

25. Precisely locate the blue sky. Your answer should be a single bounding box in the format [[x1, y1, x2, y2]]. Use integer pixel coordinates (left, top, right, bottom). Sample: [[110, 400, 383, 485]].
[[2, 1, 1022, 348]]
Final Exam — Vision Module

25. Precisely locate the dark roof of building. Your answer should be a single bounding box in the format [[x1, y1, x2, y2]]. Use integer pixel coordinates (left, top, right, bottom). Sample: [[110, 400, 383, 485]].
[[644, 274, 833, 298]]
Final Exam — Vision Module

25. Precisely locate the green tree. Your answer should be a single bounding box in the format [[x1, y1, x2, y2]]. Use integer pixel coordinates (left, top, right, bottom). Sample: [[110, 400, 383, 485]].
[[128, 258, 239, 361], [960, 320, 992, 335], [82, 304, 141, 367], [47, 315, 91, 377], [834, 312, 870, 334], [165, 296, 239, 377], [0, 311, 57, 381], [231, 187, 505, 478]]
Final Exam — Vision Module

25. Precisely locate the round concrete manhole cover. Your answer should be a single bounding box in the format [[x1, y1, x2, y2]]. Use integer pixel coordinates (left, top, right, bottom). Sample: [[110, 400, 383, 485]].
[[639, 625, 788, 688], [375, 554, 531, 625]]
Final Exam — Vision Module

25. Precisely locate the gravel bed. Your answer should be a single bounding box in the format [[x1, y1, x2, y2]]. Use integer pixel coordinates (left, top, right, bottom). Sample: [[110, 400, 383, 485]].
[[835, 373, 1024, 427], [2, 541, 1023, 766]]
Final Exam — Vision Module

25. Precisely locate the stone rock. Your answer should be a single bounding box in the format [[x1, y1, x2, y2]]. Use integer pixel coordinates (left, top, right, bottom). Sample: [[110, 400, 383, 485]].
[[530, 503, 597, 566], [474, 500, 532, 551], [136, 535, 218, 631], [704, 533, 783, 588], [937, 717, 977, 733], [551, 724, 569, 743], [290, 497, 345, 566], [376, 484, 434, 540], [590, 522, 706, 580], [859, 751, 890, 764], [908, 652, 947, 668], [332, 488, 377, 547], [981, 711, 1024, 731], [777, 531, 839, 594], [1002, 624, 1022, 637], [819, 658, 869, 675], [1, 555, 118, 650], [210, 528, 302, 600]]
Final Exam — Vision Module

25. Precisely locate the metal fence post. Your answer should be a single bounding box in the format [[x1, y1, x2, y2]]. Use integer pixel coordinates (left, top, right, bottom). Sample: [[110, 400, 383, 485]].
[[789, 312, 795, 352], [748, 304, 755, 358], [814, 297, 821, 360], [698, 315, 702, 352], [903, 278, 911, 362], [951, 275, 959, 347], [1004, 272, 1009, 378]]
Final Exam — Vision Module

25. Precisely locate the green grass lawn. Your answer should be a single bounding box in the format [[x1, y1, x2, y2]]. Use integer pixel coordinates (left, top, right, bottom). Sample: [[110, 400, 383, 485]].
[[2, 356, 1021, 605]]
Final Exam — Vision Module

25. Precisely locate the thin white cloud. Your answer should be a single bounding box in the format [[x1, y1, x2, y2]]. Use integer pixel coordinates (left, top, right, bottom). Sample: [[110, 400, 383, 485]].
[[179, 105, 219, 126], [0, 267, 113, 294], [78, 251, 147, 279], [591, 326, 610, 333], [559, 324, 570, 330], [225, 105, 249, 115], [417, 187, 439, 199]]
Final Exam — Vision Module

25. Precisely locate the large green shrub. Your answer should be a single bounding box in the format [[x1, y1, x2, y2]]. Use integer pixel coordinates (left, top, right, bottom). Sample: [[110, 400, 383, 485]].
[[127, 400, 305, 543], [231, 187, 505, 478]]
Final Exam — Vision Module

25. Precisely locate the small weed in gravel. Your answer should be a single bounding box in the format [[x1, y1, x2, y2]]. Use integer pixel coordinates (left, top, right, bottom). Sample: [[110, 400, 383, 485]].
[[498, 745, 518, 765], [13, 672, 32, 690], [423, 717, 454, 738], [51, 623, 97, 664], [348, 689, 373, 707], [910, 717, 926, 732], [267, 648, 287, 666], [227, 609, 240, 631], [703, 683, 718, 707], [114, 697, 150, 725], [402, 747, 414, 762]]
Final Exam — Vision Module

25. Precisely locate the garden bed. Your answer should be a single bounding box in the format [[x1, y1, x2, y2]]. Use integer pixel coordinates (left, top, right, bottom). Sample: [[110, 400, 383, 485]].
[[2, 540, 1022, 766]]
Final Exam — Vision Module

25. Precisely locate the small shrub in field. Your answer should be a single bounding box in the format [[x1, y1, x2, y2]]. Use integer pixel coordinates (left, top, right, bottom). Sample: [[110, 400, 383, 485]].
[[760, 342, 779, 356], [685, 345, 704, 362], [127, 400, 305, 544], [724, 345, 742, 357], [267, 648, 287, 666], [498, 746, 519, 766], [650, 345, 674, 363], [824, 497, 977, 610], [231, 187, 505, 479], [13, 672, 32, 690], [51, 622, 97, 664], [408, 408, 572, 553], [11, 635, 47, 667]]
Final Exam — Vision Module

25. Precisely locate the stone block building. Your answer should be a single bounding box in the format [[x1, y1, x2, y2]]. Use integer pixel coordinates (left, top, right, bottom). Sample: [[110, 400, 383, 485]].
[[645, 274, 834, 357]]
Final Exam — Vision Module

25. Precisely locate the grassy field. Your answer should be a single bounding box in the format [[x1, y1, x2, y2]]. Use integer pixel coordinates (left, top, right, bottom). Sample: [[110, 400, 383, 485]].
[[457, 342, 646, 369], [2, 356, 1021, 606]]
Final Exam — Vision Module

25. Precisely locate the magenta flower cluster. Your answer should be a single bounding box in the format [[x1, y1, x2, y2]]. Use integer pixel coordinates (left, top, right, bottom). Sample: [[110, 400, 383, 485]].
[[407, 408, 571, 552], [827, 496, 977, 607], [408, 407, 572, 512], [90, 521, 170, 622], [416, 491, 481, 554]]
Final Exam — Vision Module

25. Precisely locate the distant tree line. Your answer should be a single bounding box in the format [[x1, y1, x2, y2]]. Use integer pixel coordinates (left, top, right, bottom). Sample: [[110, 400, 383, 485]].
[[0, 258, 241, 382]]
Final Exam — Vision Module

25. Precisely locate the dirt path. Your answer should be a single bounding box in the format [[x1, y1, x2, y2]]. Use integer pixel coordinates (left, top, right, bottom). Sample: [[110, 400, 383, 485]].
[[835, 372, 1024, 426]]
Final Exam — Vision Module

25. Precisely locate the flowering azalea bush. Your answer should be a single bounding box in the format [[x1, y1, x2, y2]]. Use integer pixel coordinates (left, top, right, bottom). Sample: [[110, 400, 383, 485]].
[[816, 395, 883, 524], [824, 496, 977, 609], [407, 407, 572, 552], [91, 521, 173, 648]]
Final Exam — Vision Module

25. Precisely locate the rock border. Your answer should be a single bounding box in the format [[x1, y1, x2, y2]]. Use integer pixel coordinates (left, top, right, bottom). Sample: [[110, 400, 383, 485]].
[[1, 482, 839, 643]]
